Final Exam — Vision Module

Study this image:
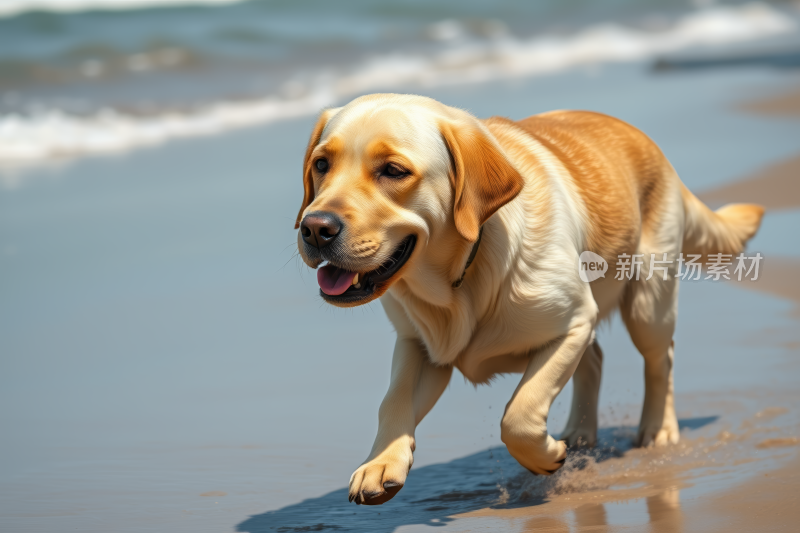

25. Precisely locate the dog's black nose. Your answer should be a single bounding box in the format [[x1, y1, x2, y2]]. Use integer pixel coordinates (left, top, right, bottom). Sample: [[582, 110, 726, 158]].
[[300, 212, 343, 249]]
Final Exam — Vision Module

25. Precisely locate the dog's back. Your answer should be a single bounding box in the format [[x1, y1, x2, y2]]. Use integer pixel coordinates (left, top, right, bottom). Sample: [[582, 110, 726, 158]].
[[489, 110, 763, 270]]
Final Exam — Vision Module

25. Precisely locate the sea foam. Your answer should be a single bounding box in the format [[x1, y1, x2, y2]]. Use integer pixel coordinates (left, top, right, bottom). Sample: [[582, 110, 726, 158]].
[[0, 0, 246, 18]]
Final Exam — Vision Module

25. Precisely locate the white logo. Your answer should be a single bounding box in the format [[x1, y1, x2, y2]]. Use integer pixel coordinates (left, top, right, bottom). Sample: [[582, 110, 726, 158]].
[[579, 251, 608, 282]]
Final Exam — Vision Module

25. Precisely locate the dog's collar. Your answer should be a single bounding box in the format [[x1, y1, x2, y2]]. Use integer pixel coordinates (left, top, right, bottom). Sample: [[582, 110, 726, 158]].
[[452, 226, 484, 289]]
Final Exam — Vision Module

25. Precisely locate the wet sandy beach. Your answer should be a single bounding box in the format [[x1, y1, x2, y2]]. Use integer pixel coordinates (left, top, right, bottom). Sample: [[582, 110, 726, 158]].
[[1, 62, 799, 532]]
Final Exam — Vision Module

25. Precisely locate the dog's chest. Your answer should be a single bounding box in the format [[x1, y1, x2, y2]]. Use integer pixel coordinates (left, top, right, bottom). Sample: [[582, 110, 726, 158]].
[[400, 284, 574, 374]]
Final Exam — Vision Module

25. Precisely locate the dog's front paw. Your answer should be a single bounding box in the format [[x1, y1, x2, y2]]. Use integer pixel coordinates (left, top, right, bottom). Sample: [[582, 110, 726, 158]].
[[348, 438, 414, 505], [502, 430, 568, 476]]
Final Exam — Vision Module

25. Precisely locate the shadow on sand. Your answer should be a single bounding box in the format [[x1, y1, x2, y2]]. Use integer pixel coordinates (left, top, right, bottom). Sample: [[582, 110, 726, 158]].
[[236, 416, 717, 533]]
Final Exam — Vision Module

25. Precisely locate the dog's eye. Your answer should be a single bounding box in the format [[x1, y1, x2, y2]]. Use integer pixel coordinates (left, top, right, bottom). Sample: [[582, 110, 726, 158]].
[[382, 163, 408, 178], [315, 158, 329, 173]]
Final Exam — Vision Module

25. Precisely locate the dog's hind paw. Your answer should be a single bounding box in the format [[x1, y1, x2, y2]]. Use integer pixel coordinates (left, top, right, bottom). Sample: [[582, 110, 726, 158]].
[[637, 419, 680, 448], [561, 426, 597, 449]]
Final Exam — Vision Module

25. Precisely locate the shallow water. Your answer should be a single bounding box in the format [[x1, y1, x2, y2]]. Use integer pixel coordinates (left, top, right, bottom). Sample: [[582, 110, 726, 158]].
[[1, 60, 799, 531]]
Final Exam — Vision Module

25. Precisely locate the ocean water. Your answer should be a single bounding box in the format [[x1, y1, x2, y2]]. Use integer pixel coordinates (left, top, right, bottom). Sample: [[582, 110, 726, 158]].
[[1, 0, 799, 170]]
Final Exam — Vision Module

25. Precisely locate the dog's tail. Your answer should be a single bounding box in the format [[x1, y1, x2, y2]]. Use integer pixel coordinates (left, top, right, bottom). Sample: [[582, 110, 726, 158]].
[[681, 184, 764, 259]]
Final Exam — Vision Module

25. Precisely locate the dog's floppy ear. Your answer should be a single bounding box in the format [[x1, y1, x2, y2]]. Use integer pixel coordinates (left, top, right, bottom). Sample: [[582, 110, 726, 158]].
[[295, 108, 339, 229], [440, 120, 524, 242]]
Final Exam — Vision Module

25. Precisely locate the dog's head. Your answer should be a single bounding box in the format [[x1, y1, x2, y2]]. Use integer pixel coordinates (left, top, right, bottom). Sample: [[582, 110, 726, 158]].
[[295, 94, 523, 307]]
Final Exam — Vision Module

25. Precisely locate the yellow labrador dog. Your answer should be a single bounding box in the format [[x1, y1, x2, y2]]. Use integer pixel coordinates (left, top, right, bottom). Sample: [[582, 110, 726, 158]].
[[295, 94, 763, 505]]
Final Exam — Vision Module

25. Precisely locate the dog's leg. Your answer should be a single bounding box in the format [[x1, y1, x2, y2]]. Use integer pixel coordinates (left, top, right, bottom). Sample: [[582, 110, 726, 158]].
[[561, 337, 603, 448], [633, 337, 678, 448], [348, 337, 451, 505], [622, 266, 680, 448], [501, 312, 595, 475]]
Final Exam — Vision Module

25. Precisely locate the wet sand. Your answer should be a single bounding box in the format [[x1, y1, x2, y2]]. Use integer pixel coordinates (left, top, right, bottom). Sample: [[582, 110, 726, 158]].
[[699, 152, 800, 212], [1, 65, 800, 532], [729, 256, 800, 316], [738, 85, 800, 117], [703, 455, 800, 533]]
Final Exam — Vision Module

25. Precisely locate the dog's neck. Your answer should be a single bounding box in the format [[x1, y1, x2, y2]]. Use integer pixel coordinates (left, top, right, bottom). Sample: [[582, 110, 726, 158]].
[[384, 215, 514, 365], [392, 219, 494, 309]]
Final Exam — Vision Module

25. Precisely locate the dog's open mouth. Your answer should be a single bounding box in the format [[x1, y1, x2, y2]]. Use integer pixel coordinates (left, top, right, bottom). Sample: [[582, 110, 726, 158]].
[[317, 235, 416, 304]]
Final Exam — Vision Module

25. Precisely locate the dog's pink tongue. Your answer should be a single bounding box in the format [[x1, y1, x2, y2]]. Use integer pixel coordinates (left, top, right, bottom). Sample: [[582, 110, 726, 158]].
[[317, 264, 358, 296]]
